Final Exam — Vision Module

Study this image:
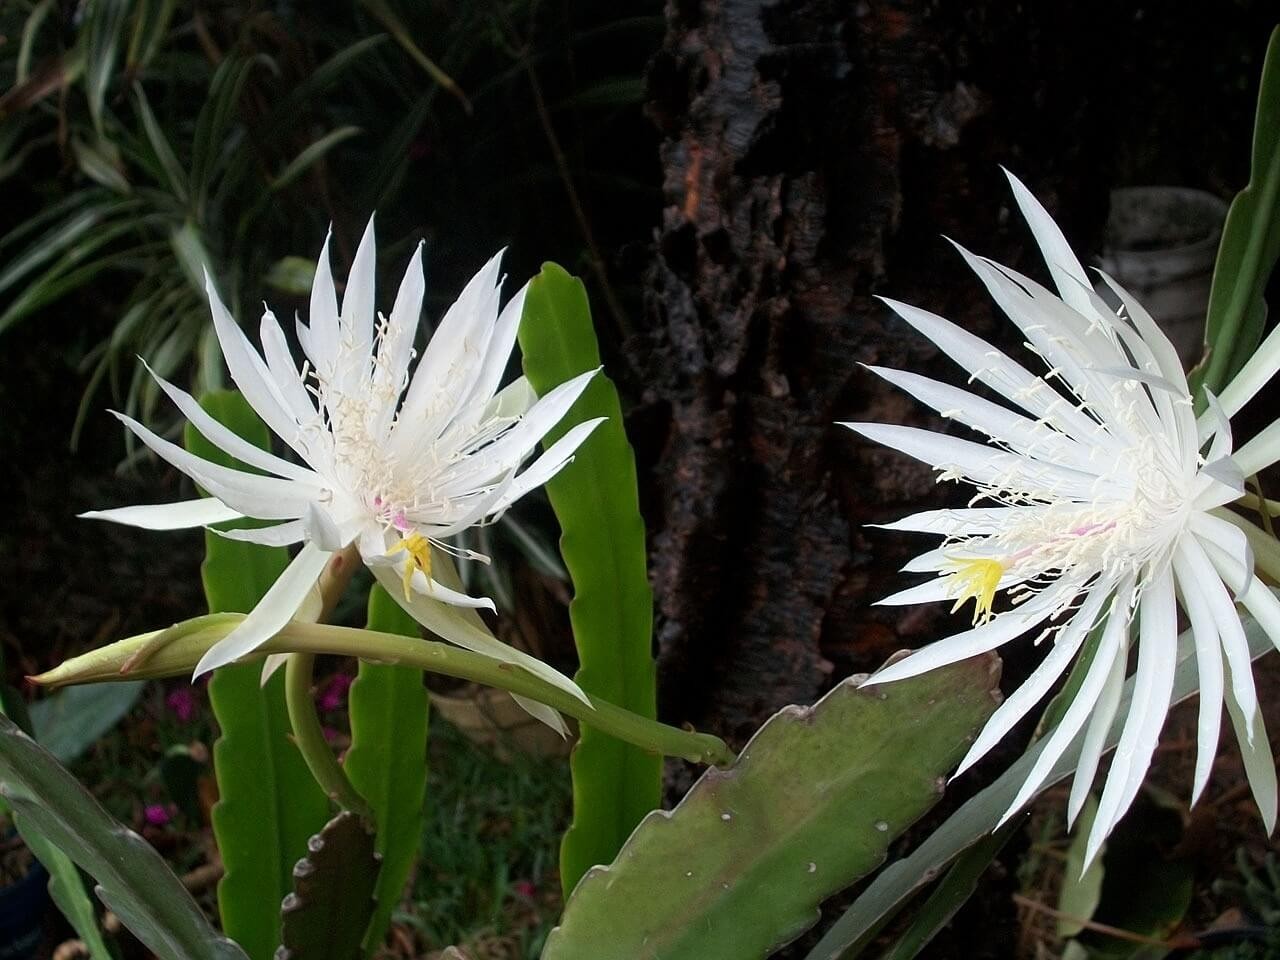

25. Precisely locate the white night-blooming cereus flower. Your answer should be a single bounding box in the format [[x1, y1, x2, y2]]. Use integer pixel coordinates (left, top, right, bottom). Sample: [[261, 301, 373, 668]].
[[845, 170, 1280, 865], [82, 218, 602, 701]]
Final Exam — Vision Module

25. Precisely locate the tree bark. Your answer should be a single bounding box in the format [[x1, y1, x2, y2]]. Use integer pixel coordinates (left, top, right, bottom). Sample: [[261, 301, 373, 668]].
[[639, 0, 1117, 744]]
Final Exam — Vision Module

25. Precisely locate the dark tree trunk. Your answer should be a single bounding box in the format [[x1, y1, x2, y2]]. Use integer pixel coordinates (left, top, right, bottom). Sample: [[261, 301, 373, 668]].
[[637, 1, 1120, 745]]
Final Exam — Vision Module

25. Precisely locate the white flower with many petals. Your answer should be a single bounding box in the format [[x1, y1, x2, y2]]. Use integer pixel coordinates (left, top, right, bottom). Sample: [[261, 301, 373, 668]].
[[84, 219, 601, 688], [846, 171, 1280, 863]]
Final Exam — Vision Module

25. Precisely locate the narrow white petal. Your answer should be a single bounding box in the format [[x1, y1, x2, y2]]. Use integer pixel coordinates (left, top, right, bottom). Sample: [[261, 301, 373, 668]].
[[955, 584, 1109, 776], [1179, 536, 1258, 739], [371, 243, 426, 436], [424, 470, 520, 540], [1232, 417, 1280, 478], [1067, 644, 1126, 828], [1002, 168, 1099, 321], [1233, 571, 1280, 655], [1197, 389, 1234, 460], [510, 693, 569, 737], [368, 562, 588, 704], [1172, 545, 1227, 803], [438, 369, 600, 492], [342, 215, 377, 357], [80, 498, 242, 530], [873, 506, 1033, 536], [394, 250, 506, 445], [1219, 320, 1280, 419], [1086, 569, 1177, 866], [112, 411, 321, 520], [954, 246, 1121, 424], [843, 422, 1115, 500], [490, 417, 606, 513], [864, 364, 1091, 468], [1224, 661, 1278, 835], [464, 281, 528, 415], [407, 567, 495, 610], [210, 520, 306, 547], [999, 580, 1132, 828], [865, 583, 1072, 685], [194, 542, 332, 676], [204, 272, 312, 461], [874, 577, 957, 607], [1095, 270, 1196, 457], [145, 360, 319, 483], [307, 229, 340, 372], [875, 296, 1109, 446], [1191, 513, 1254, 593], [259, 310, 320, 432]]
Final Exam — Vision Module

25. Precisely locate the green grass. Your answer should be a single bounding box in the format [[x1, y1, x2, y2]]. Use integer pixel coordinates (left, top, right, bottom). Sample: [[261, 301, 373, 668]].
[[401, 714, 572, 958]]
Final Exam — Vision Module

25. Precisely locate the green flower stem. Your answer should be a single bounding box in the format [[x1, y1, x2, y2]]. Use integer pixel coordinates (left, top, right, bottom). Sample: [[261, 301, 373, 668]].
[[282, 545, 372, 817], [284, 651, 373, 819], [34, 618, 736, 767]]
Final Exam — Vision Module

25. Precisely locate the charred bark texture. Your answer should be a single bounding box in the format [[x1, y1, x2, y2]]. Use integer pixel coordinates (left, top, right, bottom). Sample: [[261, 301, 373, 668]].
[[640, 1, 1117, 743]]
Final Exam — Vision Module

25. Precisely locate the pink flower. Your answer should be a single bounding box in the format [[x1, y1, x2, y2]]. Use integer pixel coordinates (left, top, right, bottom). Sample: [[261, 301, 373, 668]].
[[317, 673, 353, 713], [165, 687, 198, 724], [144, 804, 171, 827]]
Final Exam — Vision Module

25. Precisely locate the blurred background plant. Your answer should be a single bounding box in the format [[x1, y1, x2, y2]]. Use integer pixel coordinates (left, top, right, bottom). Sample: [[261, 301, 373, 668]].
[[0, 0, 657, 446], [0, 0, 659, 610]]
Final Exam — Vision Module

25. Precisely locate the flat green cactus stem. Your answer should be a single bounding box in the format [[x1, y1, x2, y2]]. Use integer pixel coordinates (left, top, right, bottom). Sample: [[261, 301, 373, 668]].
[[541, 654, 1001, 960]]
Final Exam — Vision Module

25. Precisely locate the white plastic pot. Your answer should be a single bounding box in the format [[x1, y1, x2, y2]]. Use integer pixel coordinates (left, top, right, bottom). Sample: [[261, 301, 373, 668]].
[[1098, 186, 1228, 366]]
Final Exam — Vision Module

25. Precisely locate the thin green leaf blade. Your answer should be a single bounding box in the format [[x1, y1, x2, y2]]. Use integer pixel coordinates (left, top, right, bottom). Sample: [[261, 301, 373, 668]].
[[0, 714, 248, 960], [185, 390, 331, 960], [29, 681, 144, 763], [271, 126, 363, 191], [22, 829, 115, 960], [542, 656, 1001, 960], [0, 652, 112, 959], [1196, 26, 1280, 396], [876, 826, 1014, 960], [344, 584, 429, 958], [518, 263, 661, 895]]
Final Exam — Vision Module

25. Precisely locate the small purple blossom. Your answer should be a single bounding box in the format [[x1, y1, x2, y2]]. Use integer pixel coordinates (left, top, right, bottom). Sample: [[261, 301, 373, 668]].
[[166, 687, 198, 724], [144, 804, 171, 827], [317, 673, 353, 713]]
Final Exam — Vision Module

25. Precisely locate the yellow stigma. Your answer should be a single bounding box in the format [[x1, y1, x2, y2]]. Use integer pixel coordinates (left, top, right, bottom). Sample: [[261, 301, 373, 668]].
[[389, 531, 432, 601], [946, 557, 1005, 625]]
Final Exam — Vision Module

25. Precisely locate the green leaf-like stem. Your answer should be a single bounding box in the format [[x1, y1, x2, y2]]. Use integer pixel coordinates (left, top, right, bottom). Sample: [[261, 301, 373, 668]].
[[541, 655, 1001, 960], [519, 262, 661, 893], [36, 618, 734, 767]]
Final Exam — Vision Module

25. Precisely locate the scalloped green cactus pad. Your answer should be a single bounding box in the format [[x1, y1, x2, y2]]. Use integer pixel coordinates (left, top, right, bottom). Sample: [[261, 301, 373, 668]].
[[542, 654, 1001, 960]]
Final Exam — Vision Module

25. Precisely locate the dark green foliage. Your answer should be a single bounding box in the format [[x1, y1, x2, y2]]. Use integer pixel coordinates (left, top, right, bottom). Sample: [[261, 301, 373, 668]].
[[0, 1, 663, 447], [1192, 26, 1280, 398], [0, 713, 247, 960]]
